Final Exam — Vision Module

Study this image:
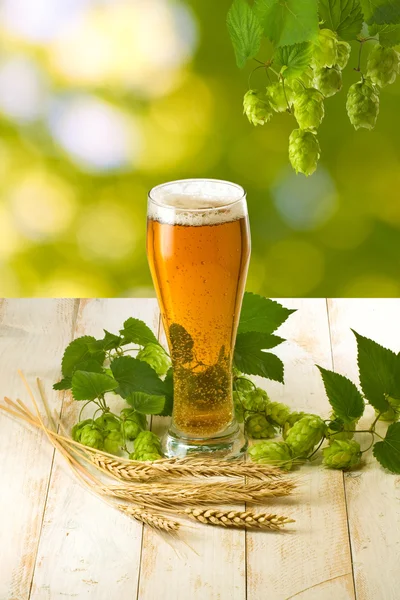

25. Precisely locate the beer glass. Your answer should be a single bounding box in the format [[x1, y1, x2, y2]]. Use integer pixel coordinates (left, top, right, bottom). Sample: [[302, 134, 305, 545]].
[[147, 179, 251, 457]]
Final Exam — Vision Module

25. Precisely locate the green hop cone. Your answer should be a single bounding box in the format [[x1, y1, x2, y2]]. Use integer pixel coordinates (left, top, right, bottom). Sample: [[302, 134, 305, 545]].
[[243, 387, 270, 412], [234, 377, 254, 394], [285, 415, 326, 458], [289, 68, 314, 93], [248, 441, 293, 470], [336, 40, 351, 70], [266, 81, 293, 113], [313, 66, 342, 98], [282, 412, 313, 439], [80, 424, 104, 450], [346, 78, 380, 130], [71, 419, 94, 442], [245, 414, 277, 439], [121, 408, 147, 440], [95, 413, 120, 432], [104, 430, 123, 454], [289, 129, 321, 177], [243, 89, 273, 126], [129, 451, 162, 461], [367, 45, 399, 88], [136, 343, 171, 377], [376, 396, 400, 422], [327, 416, 356, 442], [293, 88, 325, 129], [266, 401, 291, 427], [322, 439, 361, 469], [133, 430, 162, 455], [312, 29, 338, 68]]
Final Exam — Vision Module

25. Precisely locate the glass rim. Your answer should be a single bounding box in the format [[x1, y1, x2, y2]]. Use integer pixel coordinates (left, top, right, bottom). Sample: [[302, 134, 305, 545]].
[[148, 178, 246, 212]]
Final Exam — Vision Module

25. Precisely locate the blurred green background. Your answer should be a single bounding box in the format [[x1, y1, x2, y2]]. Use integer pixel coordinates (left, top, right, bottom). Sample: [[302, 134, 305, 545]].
[[0, 0, 399, 298]]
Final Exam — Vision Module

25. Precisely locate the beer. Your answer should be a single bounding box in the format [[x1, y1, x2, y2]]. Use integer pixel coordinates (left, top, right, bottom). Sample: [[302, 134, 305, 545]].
[[147, 180, 250, 440]]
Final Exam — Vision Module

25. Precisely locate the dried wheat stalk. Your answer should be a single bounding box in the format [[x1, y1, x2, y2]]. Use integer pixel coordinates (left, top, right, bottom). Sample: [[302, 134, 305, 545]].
[[117, 504, 180, 532], [183, 508, 295, 530]]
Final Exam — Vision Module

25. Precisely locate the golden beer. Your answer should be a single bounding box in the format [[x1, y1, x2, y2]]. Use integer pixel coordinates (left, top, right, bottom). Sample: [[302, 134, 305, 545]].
[[147, 179, 250, 456]]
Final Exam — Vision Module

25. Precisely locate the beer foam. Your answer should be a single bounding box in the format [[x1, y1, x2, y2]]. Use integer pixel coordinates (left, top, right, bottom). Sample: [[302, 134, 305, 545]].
[[148, 179, 247, 226]]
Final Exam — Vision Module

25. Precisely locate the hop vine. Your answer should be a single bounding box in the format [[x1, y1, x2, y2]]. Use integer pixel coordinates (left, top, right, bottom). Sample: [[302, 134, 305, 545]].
[[227, 0, 400, 176]]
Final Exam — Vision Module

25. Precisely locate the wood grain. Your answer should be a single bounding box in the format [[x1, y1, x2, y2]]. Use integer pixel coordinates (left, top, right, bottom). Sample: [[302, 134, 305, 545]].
[[29, 299, 160, 600], [0, 299, 77, 600], [328, 299, 400, 600]]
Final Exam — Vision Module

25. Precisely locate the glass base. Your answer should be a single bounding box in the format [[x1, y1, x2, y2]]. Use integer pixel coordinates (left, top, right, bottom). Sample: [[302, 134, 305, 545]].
[[162, 422, 248, 459]]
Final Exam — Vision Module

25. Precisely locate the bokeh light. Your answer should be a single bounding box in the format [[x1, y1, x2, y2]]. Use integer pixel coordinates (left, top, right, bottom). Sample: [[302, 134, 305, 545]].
[[0, 0, 399, 298]]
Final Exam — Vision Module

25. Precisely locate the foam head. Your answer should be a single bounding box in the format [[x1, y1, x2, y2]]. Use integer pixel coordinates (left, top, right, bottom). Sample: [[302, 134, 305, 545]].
[[148, 179, 247, 226]]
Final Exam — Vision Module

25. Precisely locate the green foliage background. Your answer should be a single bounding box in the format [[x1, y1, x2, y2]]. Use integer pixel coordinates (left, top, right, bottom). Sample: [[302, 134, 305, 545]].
[[0, 0, 399, 298]]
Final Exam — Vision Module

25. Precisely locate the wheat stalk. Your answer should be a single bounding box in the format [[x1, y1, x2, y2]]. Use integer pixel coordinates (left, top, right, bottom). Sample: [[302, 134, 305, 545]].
[[117, 504, 180, 532], [182, 508, 295, 530]]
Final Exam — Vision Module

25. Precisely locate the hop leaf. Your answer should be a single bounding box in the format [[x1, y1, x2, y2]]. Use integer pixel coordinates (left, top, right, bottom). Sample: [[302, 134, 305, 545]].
[[121, 408, 147, 440], [136, 343, 171, 377], [367, 44, 399, 87], [104, 430, 123, 454], [336, 40, 351, 69], [248, 441, 293, 470], [285, 414, 326, 457], [80, 424, 104, 450], [313, 65, 342, 97], [293, 88, 325, 129], [312, 29, 338, 68], [245, 414, 277, 439], [282, 411, 314, 439], [346, 78, 380, 130], [376, 396, 400, 422], [266, 401, 291, 427], [323, 439, 362, 469], [373, 422, 400, 474], [289, 129, 321, 176], [266, 81, 293, 112], [243, 89, 274, 126]]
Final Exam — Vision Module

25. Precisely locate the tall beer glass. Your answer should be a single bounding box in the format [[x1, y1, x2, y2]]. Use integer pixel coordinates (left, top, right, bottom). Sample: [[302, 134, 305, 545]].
[[147, 179, 251, 457]]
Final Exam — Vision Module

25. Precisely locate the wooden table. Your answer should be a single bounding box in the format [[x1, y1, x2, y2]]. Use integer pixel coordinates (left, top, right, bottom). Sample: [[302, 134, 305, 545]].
[[1, 298, 399, 600]]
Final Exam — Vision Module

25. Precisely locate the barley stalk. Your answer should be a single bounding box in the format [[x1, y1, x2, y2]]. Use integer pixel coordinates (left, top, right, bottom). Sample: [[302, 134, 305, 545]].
[[183, 508, 295, 530]]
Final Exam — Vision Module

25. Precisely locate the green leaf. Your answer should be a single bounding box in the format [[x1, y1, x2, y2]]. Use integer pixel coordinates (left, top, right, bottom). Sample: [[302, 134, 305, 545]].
[[235, 332, 285, 351], [74, 359, 105, 374], [126, 391, 166, 415], [373, 422, 400, 473], [61, 336, 106, 377], [119, 318, 159, 347], [234, 341, 284, 382], [110, 355, 166, 398], [353, 330, 399, 413], [71, 371, 118, 401], [317, 366, 365, 423], [360, 0, 400, 25], [238, 293, 295, 335], [227, 0, 263, 68], [160, 368, 174, 417], [318, 0, 364, 40], [169, 323, 194, 364], [255, 0, 319, 47], [88, 330, 122, 352], [53, 377, 72, 391], [273, 42, 313, 78], [369, 23, 400, 45]]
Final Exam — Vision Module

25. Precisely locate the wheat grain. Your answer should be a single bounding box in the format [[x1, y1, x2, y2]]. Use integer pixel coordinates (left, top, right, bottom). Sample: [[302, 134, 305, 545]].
[[118, 504, 180, 531], [183, 508, 295, 530]]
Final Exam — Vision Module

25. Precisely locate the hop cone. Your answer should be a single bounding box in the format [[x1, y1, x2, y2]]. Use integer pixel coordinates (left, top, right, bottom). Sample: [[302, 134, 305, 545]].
[[376, 396, 400, 422], [80, 425, 104, 450], [248, 441, 293, 470], [289, 129, 321, 177], [367, 45, 399, 88], [136, 343, 171, 377], [266, 81, 293, 113], [282, 411, 313, 439], [312, 29, 338, 68], [336, 40, 351, 70], [290, 68, 314, 93], [323, 439, 361, 469], [234, 377, 254, 395], [243, 387, 270, 412], [72, 419, 94, 442], [121, 408, 147, 440], [293, 87, 325, 129], [346, 78, 380, 130], [104, 430, 123, 454], [245, 414, 277, 439], [285, 415, 326, 457], [243, 89, 273, 126], [95, 413, 120, 432], [266, 401, 291, 427], [314, 66, 342, 98], [131, 430, 163, 460], [327, 416, 356, 441]]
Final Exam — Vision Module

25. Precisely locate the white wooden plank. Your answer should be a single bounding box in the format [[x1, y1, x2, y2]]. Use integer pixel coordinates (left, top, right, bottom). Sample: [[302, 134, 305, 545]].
[[0, 299, 77, 600], [137, 319, 246, 600], [30, 299, 160, 600], [327, 299, 400, 600], [246, 299, 355, 600]]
